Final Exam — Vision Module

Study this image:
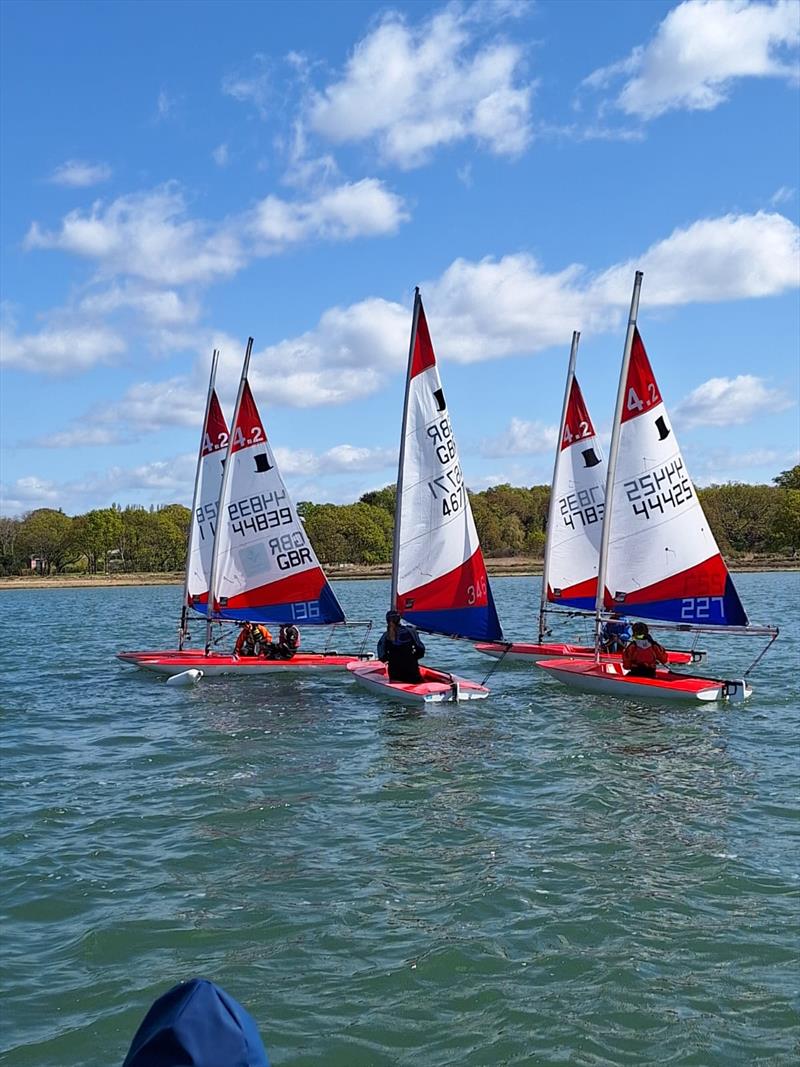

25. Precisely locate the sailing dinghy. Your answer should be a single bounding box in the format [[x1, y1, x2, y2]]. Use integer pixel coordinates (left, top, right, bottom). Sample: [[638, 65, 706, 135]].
[[348, 289, 502, 704], [118, 341, 371, 677], [537, 272, 778, 702], [475, 332, 698, 667]]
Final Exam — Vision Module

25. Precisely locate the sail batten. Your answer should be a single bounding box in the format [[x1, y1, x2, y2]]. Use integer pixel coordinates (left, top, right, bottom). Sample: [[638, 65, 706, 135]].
[[394, 292, 502, 643]]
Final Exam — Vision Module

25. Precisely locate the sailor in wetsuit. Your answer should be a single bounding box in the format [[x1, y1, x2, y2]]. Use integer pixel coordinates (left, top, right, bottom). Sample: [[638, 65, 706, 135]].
[[377, 609, 426, 683]]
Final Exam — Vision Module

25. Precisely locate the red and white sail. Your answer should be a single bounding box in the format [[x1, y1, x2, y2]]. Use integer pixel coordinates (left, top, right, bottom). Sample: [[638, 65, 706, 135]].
[[208, 346, 344, 626], [185, 353, 229, 613], [545, 375, 606, 612], [604, 328, 747, 626], [393, 292, 502, 641]]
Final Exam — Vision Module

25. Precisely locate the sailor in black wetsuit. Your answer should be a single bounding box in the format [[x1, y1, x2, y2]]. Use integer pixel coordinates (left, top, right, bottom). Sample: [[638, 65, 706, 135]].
[[377, 609, 426, 683]]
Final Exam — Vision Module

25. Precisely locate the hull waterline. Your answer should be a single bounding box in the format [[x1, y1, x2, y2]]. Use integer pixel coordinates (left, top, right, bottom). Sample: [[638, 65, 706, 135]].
[[117, 649, 370, 677], [535, 658, 750, 703], [347, 661, 489, 705]]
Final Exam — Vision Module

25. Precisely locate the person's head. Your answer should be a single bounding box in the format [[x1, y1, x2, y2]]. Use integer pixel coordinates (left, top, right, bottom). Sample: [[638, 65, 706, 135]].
[[386, 609, 401, 627], [632, 622, 649, 640]]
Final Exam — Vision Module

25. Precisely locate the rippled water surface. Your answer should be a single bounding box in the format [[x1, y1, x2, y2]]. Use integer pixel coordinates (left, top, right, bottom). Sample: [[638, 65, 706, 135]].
[[2, 574, 798, 1065]]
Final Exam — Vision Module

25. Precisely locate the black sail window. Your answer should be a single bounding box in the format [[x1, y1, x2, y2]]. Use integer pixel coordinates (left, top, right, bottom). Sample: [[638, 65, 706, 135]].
[[433, 388, 446, 412], [581, 447, 600, 468], [655, 416, 670, 441]]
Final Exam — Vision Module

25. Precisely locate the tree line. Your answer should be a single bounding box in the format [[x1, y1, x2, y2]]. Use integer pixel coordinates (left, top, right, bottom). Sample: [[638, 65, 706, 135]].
[[1, 467, 798, 577]]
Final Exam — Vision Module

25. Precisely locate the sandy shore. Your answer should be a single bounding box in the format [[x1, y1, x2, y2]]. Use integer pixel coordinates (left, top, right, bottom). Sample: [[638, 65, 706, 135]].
[[0, 556, 796, 591]]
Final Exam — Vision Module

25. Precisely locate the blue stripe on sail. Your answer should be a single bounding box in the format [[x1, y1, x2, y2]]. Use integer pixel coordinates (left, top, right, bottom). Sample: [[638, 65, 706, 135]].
[[404, 590, 503, 642], [207, 582, 346, 626], [553, 594, 596, 612], [625, 577, 749, 627]]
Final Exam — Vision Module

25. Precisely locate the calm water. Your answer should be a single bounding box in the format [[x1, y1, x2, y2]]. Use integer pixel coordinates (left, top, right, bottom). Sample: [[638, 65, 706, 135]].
[[1, 574, 798, 1066]]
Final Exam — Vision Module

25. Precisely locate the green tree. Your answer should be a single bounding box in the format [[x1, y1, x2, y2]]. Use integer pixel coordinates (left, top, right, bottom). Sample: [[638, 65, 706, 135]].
[[18, 509, 75, 574], [772, 489, 800, 554], [359, 485, 396, 514], [773, 465, 800, 490]]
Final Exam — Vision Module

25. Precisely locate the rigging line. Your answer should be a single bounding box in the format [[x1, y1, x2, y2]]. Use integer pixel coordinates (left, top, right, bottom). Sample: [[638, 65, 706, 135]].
[[480, 642, 513, 687], [744, 629, 780, 678]]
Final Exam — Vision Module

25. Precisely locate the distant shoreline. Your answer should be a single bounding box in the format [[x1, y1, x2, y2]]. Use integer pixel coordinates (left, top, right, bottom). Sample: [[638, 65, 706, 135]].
[[0, 555, 796, 591]]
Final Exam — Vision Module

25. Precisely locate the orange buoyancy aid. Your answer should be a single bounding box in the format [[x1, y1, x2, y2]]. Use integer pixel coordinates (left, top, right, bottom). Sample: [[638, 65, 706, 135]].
[[623, 638, 667, 671]]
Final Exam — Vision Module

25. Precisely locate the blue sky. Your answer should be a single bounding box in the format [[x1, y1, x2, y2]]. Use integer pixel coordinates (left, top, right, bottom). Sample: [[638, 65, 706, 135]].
[[1, 0, 798, 518]]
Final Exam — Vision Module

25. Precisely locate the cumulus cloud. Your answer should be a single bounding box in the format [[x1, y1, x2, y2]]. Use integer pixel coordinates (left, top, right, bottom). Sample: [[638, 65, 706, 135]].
[[480, 417, 558, 457], [674, 374, 795, 427], [584, 0, 800, 120], [24, 185, 246, 287], [49, 160, 112, 187], [250, 179, 409, 246], [592, 212, 800, 307], [78, 283, 200, 327], [273, 443, 396, 475], [308, 7, 533, 167], [0, 323, 126, 374], [25, 179, 409, 288], [27, 426, 131, 449]]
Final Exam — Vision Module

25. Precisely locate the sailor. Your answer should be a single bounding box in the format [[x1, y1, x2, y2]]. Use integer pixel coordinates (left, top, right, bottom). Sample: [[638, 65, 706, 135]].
[[600, 612, 632, 653], [277, 623, 300, 659], [622, 622, 668, 677], [234, 622, 273, 658], [377, 609, 426, 683]]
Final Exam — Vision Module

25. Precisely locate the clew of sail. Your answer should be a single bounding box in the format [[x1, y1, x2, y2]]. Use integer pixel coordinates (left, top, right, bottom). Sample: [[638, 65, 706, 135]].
[[393, 293, 502, 642], [546, 375, 606, 612], [186, 382, 229, 614], [209, 357, 345, 626], [604, 328, 747, 627]]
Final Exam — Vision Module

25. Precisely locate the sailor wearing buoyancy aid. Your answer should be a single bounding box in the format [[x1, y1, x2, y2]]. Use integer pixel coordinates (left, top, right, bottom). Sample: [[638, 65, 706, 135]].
[[234, 622, 273, 657], [622, 622, 668, 677]]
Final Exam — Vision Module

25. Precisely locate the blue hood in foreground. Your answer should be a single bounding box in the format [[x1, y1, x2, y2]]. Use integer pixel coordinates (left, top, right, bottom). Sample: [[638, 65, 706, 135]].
[[123, 978, 270, 1067]]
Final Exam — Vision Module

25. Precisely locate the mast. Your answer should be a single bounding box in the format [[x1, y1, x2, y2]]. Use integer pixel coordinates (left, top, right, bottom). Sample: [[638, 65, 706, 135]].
[[594, 270, 643, 659], [390, 287, 422, 614], [179, 348, 219, 650], [539, 330, 580, 643], [206, 336, 253, 653]]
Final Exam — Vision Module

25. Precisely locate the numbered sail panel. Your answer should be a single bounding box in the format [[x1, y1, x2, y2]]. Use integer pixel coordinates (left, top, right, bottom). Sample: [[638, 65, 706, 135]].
[[210, 382, 345, 625], [610, 553, 747, 625], [212, 567, 344, 625], [605, 329, 748, 627], [396, 299, 502, 642], [186, 388, 228, 607], [546, 377, 606, 610], [397, 547, 502, 641]]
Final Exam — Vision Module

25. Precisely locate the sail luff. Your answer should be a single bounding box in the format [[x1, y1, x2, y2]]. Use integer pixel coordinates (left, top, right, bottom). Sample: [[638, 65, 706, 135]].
[[539, 330, 580, 643], [391, 287, 421, 614], [594, 270, 644, 658], [206, 337, 253, 650], [179, 347, 219, 649]]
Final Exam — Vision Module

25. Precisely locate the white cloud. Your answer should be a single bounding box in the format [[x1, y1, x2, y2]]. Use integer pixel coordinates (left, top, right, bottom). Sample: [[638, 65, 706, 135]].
[[0, 323, 126, 374], [157, 89, 177, 120], [212, 143, 229, 167], [24, 185, 246, 287], [592, 212, 800, 307], [28, 427, 130, 448], [273, 443, 396, 475], [585, 0, 800, 120], [25, 179, 408, 288], [250, 179, 408, 246], [481, 417, 558, 457], [674, 374, 795, 427], [771, 185, 795, 205], [308, 8, 533, 167], [689, 445, 800, 485], [49, 160, 112, 187], [78, 284, 200, 327], [222, 60, 270, 118]]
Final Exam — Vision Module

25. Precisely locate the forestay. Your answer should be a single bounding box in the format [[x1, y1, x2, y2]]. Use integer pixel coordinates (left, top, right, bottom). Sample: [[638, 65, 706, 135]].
[[209, 365, 345, 626], [393, 292, 502, 642], [604, 328, 747, 626], [546, 376, 606, 612]]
